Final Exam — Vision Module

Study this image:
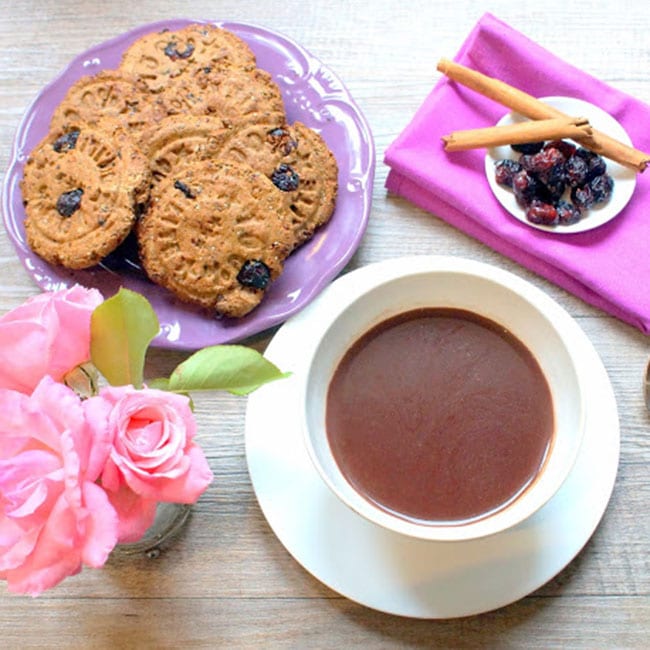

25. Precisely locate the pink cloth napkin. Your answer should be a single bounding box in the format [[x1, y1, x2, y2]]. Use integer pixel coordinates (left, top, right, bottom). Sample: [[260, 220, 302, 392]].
[[385, 12, 650, 334]]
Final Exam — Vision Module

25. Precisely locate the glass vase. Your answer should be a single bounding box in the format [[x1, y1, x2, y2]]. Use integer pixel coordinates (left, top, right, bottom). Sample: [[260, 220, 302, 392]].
[[112, 502, 192, 558]]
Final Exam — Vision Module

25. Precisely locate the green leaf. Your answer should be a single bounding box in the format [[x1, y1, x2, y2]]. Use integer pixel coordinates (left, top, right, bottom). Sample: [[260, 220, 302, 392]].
[[146, 377, 170, 391], [167, 345, 289, 395], [90, 288, 160, 388]]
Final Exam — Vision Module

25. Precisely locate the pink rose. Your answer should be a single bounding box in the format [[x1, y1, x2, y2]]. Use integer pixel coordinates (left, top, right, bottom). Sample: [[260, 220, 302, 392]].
[[85, 386, 213, 543], [0, 377, 117, 596], [0, 285, 103, 394]]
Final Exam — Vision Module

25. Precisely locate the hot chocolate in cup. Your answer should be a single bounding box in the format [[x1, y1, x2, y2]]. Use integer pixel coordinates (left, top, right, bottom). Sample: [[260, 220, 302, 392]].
[[300, 256, 585, 542]]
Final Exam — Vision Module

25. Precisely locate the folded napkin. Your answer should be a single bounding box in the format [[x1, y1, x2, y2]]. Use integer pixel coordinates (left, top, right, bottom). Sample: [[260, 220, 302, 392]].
[[385, 12, 650, 334]]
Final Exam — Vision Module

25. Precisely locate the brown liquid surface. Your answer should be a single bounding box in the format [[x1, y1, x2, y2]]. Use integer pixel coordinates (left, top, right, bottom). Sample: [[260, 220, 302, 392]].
[[325, 308, 554, 523]]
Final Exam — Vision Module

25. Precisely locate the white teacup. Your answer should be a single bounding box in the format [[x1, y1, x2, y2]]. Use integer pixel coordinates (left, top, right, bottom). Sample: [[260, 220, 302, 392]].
[[300, 256, 585, 542]]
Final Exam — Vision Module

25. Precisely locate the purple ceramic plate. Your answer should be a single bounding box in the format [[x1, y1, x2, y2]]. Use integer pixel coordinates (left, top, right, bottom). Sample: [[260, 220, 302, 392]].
[[1, 19, 375, 349]]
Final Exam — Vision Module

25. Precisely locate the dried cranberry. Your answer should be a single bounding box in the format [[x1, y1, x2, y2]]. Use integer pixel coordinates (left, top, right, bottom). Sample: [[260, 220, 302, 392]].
[[527, 147, 566, 174], [575, 148, 607, 180], [271, 164, 299, 192], [571, 183, 595, 209], [164, 41, 195, 61], [538, 165, 566, 201], [174, 179, 195, 199], [556, 200, 582, 225], [512, 170, 542, 207], [267, 128, 298, 156], [52, 130, 80, 153], [494, 159, 522, 187], [511, 141, 544, 155], [589, 174, 614, 204], [518, 154, 535, 172], [564, 155, 589, 187], [237, 260, 271, 290], [56, 188, 84, 217], [497, 138, 610, 227], [545, 139, 577, 159], [525, 200, 558, 226]]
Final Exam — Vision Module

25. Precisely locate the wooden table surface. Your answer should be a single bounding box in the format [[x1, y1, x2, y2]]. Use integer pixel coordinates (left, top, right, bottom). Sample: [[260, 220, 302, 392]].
[[1, 1, 649, 647]]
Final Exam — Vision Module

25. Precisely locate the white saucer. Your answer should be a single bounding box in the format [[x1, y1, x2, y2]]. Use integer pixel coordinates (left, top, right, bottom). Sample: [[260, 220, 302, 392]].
[[244, 257, 620, 619], [485, 96, 636, 234]]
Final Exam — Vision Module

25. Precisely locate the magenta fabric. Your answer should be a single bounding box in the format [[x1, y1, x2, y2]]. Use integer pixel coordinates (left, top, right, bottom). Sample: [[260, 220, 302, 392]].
[[385, 12, 650, 334]]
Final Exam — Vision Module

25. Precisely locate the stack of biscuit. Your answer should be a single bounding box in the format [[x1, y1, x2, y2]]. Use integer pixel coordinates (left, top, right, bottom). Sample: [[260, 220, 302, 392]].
[[21, 23, 339, 318]]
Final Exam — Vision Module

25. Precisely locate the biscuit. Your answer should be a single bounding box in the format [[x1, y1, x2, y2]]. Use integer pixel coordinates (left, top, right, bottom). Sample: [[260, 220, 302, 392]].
[[22, 123, 151, 269], [157, 66, 286, 126], [136, 161, 294, 317], [138, 115, 233, 181], [49, 70, 165, 136], [141, 117, 338, 248], [214, 121, 339, 247], [157, 67, 286, 127], [120, 23, 257, 93]]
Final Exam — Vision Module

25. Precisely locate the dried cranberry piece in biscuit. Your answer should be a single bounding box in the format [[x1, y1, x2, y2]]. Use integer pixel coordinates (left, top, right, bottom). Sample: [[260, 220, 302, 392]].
[[271, 164, 300, 192], [237, 260, 271, 290], [56, 188, 84, 217], [267, 127, 298, 156], [173, 179, 196, 199], [164, 41, 195, 61], [52, 130, 80, 153]]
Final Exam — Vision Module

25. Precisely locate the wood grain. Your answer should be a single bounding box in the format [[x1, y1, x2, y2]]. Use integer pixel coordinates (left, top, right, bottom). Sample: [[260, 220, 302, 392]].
[[1, 1, 649, 647]]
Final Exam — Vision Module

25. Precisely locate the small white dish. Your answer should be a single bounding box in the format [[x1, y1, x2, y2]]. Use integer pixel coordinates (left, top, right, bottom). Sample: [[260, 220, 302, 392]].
[[485, 96, 636, 234], [300, 258, 585, 541], [245, 256, 620, 618]]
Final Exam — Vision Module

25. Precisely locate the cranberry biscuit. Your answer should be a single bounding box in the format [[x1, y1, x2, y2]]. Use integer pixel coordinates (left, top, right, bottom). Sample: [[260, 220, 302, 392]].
[[215, 121, 339, 248], [119, 23, 257, 93], [141, 116, 338, 249], [138, 115, 234, 182], [49, 70, 165, 137], [22, 123, 150, 269], [137, 160, 294, 318], [157, 65, 286, 127]]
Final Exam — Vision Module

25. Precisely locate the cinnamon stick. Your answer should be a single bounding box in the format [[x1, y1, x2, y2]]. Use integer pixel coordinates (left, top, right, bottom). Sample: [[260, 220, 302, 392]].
[[437, 58, 650, 172], [442, 116, 593, 151]]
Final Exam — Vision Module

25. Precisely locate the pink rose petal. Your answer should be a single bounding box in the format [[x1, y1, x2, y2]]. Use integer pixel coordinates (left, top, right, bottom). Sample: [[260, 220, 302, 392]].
[[0, 377, 119, 596], [86, 386, 213, 540], [0, 286, 102, 394]]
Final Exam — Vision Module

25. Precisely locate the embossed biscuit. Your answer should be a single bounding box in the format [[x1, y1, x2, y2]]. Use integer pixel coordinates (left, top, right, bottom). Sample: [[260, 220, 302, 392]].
[[22, 123, 151, 269], [120, 23, 257, 93], [136, 161, 294, 318], [138, 115, 234, 181], [214, 121, 339, 247], [156, 65, 286, 126], [141, 117, 338, 248], [49, 70, 166, 136]]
